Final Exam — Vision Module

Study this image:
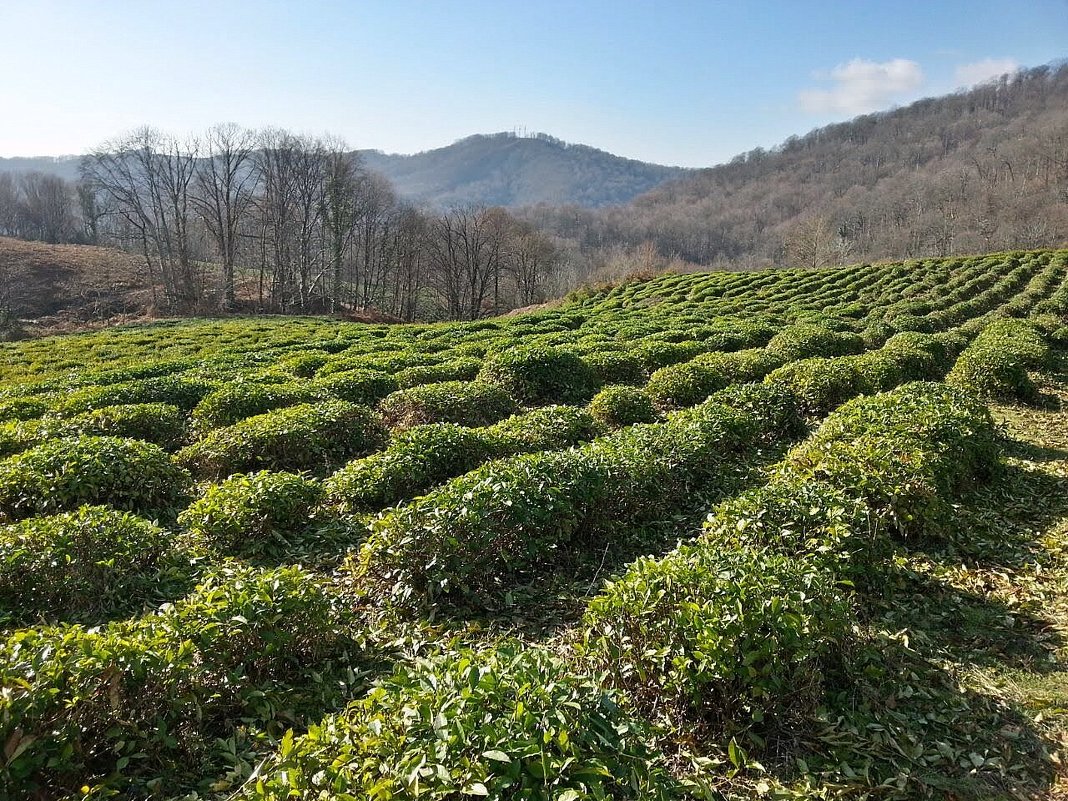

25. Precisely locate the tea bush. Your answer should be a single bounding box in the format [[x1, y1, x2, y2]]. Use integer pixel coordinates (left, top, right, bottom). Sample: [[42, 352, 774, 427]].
[[0, 564, 361, 797], [0, 419, 47, 458], [486, 404, 604, 452], [0, 436, 191, 521], [765, 324, 864, 362], [947, 318, 1051, 401], [393, 357, 481, 388], [645, 348, 779, 409], [378, 381, 517, 429], [633, 339, 708, 370], [582, 545, 850, 738], [0, 397, 47, 422], [353, 449, 610, 608], [68, 402, 188, 450], [192, 381, 327, 430], [0, 506, 173, 625], [58, 375, 218, 415], [179, 471, 324, 559], [312, 368, 398, 405], [477, 346, 599, 404], [352, 399, 761, 611], [583, 350, 647, 386], [702, 478, 883, 582], [764, 356, 865, 417], [178, 400, 388, 478], [325, 424, 502, 514], [784, 382, 998, 537], [589, 385, 657, 427], [240, 644, 681, 801]]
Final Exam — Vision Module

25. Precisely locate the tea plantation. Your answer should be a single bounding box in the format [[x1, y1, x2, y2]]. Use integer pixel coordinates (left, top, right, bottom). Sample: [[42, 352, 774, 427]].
[[1, 249, 1068, 799]]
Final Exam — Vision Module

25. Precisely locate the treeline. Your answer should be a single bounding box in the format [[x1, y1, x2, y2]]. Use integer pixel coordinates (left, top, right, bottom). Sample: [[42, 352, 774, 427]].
[[522, 62, 1068, 275], [0, 126, 562, 320]]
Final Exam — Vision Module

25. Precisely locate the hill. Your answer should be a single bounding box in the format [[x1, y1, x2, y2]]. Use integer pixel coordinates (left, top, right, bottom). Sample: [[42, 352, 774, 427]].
[[0, 156, 80, 183], [358, 132, 688, 208], [525, 61, 1068, 270], [0, 236, 152, 334]]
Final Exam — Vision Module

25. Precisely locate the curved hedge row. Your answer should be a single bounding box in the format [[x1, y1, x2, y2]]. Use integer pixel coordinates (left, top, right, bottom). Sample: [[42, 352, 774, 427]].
[[581, 382, 1000, 743], [326, 405, 604, 514], [350, 384, 801, 612]]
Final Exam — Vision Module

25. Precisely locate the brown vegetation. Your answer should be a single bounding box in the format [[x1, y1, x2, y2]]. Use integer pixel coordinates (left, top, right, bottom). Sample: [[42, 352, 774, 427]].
[[0, 237, 153, 335]]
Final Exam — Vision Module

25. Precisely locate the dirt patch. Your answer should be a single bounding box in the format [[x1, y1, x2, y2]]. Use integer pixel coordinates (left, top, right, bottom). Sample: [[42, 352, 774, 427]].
[[0, 237, 149, 329]]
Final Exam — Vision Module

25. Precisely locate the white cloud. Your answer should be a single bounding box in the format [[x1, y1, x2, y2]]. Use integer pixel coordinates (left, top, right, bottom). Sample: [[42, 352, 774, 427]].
[[954, 57, 1020, 87], [799, 58, 925, 115]]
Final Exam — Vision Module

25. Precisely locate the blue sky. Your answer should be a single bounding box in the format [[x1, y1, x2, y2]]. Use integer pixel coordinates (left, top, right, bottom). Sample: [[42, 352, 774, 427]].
[[1, 0, 1066, 167]]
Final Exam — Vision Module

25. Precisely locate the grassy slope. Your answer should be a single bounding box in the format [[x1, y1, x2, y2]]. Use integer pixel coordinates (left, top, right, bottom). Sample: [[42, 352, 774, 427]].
[[813, 358, 1068, 799], [973, 362, 1068, 797]]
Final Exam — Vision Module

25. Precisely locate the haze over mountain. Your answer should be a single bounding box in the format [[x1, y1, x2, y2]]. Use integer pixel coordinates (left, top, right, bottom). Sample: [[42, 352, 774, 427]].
[[358, 132, 688, 208], [0, 156, 80, 184]]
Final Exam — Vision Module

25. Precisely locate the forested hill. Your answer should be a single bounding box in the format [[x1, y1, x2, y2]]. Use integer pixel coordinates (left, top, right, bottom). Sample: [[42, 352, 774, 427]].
[[523, 62, 1068, 269], [358, 132, 688, 209]]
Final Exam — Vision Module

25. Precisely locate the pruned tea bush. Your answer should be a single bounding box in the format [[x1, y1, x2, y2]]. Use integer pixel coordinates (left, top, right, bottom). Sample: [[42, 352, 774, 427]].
[[240, 644, 681, 801], [765, 324, 864, 362], [486, 404, 604, 451], [352, 398, 761, 611], [0, 398, 47, 422], [582, 544, 850, 738], [58, 376, 218, 415], [192, 381, 326, 430], [393, 357, 482, 388], [947, 318, 1051, 401], [178, 400, 388, 478], [589, 385, 657, 428], [646, 349, 779, 409], [68, 402, 188, 450], [477, 346, 599, 404], [0, 564, 363, 797], [378, 380, 517, 429], [784, 382, 998, 537], [0, 506, 172, 625], [313, 369, 398, 405], [179, 471, 324, 559], [0, 436, 191, 521], [583, 350, 647, 386], [325, 424, 501, 514], [764, 356, 865, 417]]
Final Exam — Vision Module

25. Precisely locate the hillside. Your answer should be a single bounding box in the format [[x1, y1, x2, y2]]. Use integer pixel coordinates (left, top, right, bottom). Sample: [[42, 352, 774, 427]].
[[525, 61, 1068, 269], [0, 155, 80, 183], [359, 132, 688, 208], [0, 236, 152, 333], [0, 249, 1066, 798]]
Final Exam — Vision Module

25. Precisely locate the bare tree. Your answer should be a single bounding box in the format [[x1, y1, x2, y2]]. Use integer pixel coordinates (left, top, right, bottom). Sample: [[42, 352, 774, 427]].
[[193, 123, 256, 309], [17, 172, 75, 243], [81, 127, 202, 311]]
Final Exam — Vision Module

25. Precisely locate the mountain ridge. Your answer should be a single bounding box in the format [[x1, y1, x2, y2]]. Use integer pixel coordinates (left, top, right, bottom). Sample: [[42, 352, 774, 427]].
[[357, 132, 689, 208]]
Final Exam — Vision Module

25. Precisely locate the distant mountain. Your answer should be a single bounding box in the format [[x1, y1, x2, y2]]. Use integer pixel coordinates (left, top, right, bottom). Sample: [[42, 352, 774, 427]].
[[358, 133, 688, 209], [0, 156, 81, 182]]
